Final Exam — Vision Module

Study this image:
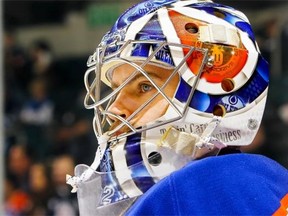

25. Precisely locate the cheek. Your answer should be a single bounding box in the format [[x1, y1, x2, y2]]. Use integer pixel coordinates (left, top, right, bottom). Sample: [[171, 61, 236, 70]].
[[136, 98, 169, 124], [164, 75, 179, 97], [112, 90, 148, 117]]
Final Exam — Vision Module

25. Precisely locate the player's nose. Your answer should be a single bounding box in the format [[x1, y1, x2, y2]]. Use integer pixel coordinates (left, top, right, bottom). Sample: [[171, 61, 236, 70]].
[[107, 91, 131, 121]]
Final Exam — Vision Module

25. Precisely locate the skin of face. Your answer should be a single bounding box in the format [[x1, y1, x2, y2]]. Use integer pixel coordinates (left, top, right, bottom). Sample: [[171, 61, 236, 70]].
[[107, 63, 180, 134]]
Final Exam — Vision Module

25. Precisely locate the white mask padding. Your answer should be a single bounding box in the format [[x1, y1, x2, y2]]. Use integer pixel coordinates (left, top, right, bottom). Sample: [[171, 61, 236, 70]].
[[199, 24, 240, 47], [160, 116, 227, 159], [74, 164, 137, 216]]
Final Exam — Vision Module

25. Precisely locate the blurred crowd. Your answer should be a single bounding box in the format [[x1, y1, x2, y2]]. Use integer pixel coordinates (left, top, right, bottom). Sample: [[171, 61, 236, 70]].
[[3, 16, 288, 216], [4, 30, 96, 215], [248, 18, 288, 168]]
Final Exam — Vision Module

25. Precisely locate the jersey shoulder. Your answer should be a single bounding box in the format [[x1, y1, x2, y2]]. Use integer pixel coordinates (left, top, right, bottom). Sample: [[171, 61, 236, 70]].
[[126, 153, 288, 215]]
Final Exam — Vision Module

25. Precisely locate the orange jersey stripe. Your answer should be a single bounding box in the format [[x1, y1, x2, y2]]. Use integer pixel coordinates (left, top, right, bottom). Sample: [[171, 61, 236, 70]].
[[273, 193, 288, 216]]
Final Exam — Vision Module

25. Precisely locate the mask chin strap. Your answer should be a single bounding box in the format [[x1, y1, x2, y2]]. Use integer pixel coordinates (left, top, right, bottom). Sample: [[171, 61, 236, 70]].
[[160, 116, 227, 159], [66, 133, 110, 193]]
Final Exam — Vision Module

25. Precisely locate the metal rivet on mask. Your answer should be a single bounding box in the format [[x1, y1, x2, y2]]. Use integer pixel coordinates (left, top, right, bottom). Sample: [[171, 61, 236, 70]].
[[213, 11, 226, 19], [221, 78, 235, 92], [213, 104, 226, 117], [206, 56, 214, 68]]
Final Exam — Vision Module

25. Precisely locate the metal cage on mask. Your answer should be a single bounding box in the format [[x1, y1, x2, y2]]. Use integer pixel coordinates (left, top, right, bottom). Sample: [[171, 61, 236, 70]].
[[83, 40, 209, 142]]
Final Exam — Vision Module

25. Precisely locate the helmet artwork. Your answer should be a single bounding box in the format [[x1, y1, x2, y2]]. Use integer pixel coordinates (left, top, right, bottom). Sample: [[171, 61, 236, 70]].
[[67, 0, 269, 215]]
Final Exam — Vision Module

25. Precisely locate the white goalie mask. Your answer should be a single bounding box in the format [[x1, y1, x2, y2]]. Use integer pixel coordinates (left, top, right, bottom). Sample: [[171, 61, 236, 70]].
[[66, 0, 269, 215]]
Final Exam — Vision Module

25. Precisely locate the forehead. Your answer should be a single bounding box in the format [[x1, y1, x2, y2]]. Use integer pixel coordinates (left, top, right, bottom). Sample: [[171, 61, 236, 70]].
[[109, 63, 175, 86]]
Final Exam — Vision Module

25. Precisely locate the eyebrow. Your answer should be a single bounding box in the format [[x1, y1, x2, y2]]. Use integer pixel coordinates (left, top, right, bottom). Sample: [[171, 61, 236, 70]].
[[110, 71, 161, 89]]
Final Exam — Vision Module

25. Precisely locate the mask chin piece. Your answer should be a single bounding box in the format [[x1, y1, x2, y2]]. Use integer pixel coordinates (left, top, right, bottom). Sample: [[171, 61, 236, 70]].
[[66, 133, 110, 193], [73, 164, 138, 216]]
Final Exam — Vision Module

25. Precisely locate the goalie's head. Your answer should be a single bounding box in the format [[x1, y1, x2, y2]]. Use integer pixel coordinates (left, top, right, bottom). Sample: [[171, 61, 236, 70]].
[[76, 0, 269, 214]]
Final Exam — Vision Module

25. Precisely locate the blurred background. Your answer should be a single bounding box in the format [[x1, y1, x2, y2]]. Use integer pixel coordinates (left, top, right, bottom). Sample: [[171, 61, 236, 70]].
[[3, 0, 288, 215]]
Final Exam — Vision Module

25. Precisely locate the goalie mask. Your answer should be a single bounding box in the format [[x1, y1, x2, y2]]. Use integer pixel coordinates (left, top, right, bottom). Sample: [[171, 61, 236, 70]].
[[67, 0, 269, 215]]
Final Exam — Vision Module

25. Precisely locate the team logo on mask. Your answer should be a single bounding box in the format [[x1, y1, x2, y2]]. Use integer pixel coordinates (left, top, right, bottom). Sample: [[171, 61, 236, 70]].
[[219, 95, 245, 112], [248, 118, 258, 130]]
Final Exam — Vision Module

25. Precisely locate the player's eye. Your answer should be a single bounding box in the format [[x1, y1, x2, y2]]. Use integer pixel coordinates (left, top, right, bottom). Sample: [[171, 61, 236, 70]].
[[140, 83, 153, 93]]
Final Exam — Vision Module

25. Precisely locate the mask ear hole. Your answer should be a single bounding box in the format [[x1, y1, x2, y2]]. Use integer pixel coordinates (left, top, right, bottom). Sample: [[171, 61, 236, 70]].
[[148, 152, 162, 166], [221, 78, 235, 92], [213, 104, 226, 117], [185, 23, 199, 34]]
